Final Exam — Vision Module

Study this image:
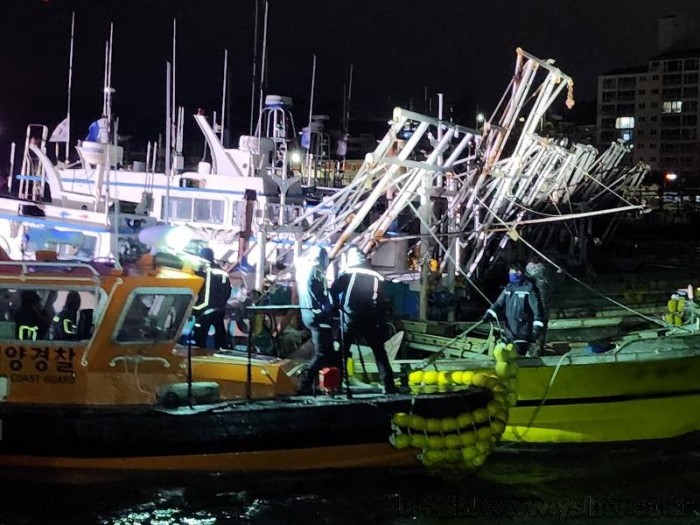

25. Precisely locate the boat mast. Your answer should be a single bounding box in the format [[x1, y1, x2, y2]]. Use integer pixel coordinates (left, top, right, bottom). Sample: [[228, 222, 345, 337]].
[[65, 11, 75, 163], [305, 54, 317, 184], [172, 18, 177, 149], [100, 23, 114, 214], [257, 0, 269, 141], [344, 63, 354, 137], [165, 61, 172, 224], [249, 0, 260, 135], [221, 49, 228, 145]]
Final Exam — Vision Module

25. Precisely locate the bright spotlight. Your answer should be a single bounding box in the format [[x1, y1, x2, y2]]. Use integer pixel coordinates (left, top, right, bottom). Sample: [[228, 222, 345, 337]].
[[139, 225, 193, 253], [290, 151, 302, 164], [664, 172, 678, 182]]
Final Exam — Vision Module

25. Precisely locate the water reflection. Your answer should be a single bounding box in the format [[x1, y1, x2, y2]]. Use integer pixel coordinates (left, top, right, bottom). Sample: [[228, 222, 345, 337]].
[[0, 437, 697, 524]]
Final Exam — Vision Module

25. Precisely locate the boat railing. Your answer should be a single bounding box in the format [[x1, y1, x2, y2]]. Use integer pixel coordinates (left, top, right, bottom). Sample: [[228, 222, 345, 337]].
[[0, 260, 102, 284], [109, 355, 172, 368]]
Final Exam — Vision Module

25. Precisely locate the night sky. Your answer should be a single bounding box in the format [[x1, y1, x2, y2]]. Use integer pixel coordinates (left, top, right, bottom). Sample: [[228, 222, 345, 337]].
[[2, 0, 700, 165]]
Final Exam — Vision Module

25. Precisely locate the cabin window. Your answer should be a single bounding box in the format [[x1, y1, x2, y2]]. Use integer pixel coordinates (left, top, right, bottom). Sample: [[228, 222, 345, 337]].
[[0, 286, 101, 342], [193, 199, 225, 223], [114, 289, 194, 344], [162, 196, 193, 221]]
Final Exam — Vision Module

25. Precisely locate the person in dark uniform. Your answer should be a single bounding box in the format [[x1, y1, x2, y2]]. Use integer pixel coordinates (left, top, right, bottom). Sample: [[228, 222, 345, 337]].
[[192, 248, 232, 349], [331, 247, 397, 394], [16, 290, 50, 341], [295, 245, 338, 394], [52, 291, 81, 341], [483, 261, 545, 356]]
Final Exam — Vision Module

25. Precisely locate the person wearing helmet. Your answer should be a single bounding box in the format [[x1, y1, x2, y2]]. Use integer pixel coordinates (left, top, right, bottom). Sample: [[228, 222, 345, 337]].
[[192, 247, 232, 349], [483, 261, 545, 356], [295, 245, 337, 394], [331, 247, 397, 394]]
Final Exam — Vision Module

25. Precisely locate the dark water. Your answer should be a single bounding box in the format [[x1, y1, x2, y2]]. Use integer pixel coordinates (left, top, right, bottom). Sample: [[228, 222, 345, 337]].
[[1, 438, 698, 524]]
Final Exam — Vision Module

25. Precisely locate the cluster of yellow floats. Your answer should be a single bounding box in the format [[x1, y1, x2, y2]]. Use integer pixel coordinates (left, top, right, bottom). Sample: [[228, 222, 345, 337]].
[[664, 297, 687, 326], [389, 341, 519, 470]]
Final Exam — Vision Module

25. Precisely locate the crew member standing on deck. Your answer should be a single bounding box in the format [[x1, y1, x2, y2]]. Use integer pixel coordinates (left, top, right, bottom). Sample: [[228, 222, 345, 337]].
[[295, 245, 337, 394], [331, 247, 397, 394], [192, 248, 232, 349], [483, 261, 544, 357]]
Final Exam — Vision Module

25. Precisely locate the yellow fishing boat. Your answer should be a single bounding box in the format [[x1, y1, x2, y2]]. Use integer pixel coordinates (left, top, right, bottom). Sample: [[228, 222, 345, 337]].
[[0, 247, 498, 472], [376, 317, 700, 445]]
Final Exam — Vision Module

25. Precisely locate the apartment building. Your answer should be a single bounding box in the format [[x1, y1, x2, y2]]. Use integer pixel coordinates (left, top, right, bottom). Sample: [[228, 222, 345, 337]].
[[597, 16, 700, 181]]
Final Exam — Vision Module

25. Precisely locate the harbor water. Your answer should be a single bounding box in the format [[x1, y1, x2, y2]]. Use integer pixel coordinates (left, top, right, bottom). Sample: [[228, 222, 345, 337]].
[[0, 436, 697, 524]]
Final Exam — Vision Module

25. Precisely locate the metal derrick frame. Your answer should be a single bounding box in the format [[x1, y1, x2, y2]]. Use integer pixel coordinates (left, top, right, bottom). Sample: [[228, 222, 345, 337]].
[[285, 49, 648, 317]]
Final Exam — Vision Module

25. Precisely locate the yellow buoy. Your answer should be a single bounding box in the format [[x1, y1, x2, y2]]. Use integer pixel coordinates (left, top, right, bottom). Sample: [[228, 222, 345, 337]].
[[493, 345, 507, 362], [437, 370, 452, 386], [392, 412, 410, 428], [427, 435, 446, 449], [390, 433, 411, 449], [677, 299, 686, 312], [425, 418, 442, 433], [444, 434, 462, 449], [487, 401, 502, 416], [460, 431, 477, 446], [409, 415, 426, 431], [491, 383, 507, 393], [492, 391, 508, 405], [408, 370, 424, 385], [423, 371, 439, 385], [472, 373, 490, 387], [490, 420, 506, 435], [494, 408, 509, 423], [473, 408, 490, 424], [444, 449, 463, 463], [451, 371, 464, 384], [494, 362, 510, 378], [461, 446, 478, 461], [484, 377, 502, 391], [476, 426, 493, 441], [422, 449, 446, 466], [410, 434, 427, 449], [441, 418, 458, 433], [473, 454, 487, 467], [456, 412, 474, 428], [460, 371, 475, 385], [475, 440, 492, 454], [347, 357, 355, 377], [668, 299, 678, 313]]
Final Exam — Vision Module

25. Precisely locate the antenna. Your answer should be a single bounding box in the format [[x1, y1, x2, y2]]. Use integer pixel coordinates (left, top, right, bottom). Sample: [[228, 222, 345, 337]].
[[305, 54, 317, 183], [171, 19, 177, 151], [249, 0, 260, 135], [165, 61, 172, 224], [221, 49, 228, 145], [65, 11, 75, 163], [345, 63, 354, 136], [257, 0, 269, 140]]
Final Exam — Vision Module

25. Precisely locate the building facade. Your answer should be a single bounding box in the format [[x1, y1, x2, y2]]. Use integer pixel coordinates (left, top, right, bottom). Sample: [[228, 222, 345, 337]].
[[597, 16, 700, 182]]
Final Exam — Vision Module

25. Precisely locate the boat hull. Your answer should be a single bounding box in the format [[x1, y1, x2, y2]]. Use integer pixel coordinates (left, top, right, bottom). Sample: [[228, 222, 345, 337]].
[[504, 349, 700, 444], [0, 390, 489, 472]]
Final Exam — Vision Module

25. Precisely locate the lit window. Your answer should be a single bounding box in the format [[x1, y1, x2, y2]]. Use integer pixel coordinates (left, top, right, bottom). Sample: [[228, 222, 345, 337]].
[[663, 101, 683, 113], [615, 117, 635, 129]]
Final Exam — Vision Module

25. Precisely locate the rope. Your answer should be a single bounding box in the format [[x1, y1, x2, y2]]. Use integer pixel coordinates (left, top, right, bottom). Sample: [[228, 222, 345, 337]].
[[413, 321, 488, 371], [503, 349, 574, 445], [473, 194, 685, 331]]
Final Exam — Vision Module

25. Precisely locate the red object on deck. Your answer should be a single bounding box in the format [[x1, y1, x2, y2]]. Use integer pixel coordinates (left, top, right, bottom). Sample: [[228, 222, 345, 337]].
[[318, 367, 341, 394]]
